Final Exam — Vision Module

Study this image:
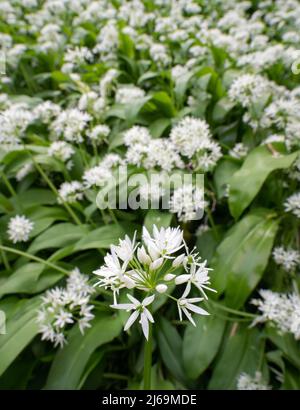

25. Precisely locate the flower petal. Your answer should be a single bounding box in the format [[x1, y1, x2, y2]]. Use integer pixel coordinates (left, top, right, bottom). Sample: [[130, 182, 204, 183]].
[[124, 310, 139, 331]]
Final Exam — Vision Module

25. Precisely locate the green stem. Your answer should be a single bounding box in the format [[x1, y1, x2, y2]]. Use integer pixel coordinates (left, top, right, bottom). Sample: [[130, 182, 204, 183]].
[[1, 171, 17, 197], [28, 152, 82, 226], [0, 245, 70, 275], [143, 320, 153, 390], [207, 300, 257, 318], [0, 245, 11, 271]]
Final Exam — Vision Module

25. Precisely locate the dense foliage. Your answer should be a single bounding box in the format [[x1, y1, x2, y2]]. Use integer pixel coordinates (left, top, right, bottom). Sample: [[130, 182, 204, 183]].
[[1, 0, 300, 390]]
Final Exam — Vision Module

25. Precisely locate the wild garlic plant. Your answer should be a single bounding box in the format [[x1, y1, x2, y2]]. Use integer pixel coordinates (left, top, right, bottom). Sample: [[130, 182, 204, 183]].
[[93, 224, 215, 388]]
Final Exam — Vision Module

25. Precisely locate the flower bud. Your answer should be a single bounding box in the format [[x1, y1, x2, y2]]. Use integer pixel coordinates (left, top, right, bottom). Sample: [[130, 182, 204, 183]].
[[137, 246, 151, 265], [150, 257, 164, 270], [164, 273, 176, 281], [175, 274, 190, 285], [172, 254, 185, 268], [155, 284, 168, 294]]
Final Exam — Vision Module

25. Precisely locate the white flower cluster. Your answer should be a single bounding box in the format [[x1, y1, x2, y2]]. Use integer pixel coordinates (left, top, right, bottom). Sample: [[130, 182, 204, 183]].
[[37, 268, 94, 348], [228, 74, 270, 108], [48, 141, 74, 162], [58, 181, 84, 204], [170, 117, 222, 171], [0, 104, 36, 150], [284, 193, 300, 218], [115, 85, 145, 105], [82, 153, 122, 189], [272, 246, 300, 273], [237, 372, 270, 390], [229, 143, 249, 160], [124, 126, 184, 171], [50, 108, 91, 143], [169, 184, 207, 222], [124, 118, 221, 173], [252, 290, 300, 340], [93, 225, 215, 339], [7, 215, 34, 243]]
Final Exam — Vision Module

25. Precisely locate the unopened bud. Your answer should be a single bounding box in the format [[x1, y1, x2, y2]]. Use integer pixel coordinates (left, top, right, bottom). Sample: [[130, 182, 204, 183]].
[[155, 284, 168, 294]]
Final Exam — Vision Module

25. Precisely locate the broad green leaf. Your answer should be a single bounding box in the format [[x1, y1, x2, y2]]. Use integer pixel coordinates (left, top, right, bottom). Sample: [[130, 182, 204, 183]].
[[266, 326, 300, 369], [213, 159, 240, 199], [0, 263, 63, 297], [211, 210, 279, 308], [0, 297, 41, 376], [74, 224, 126, 251], [208, 325, 264, 390], [45, 314, 123, 389], [144, 210, 173, 231], [212, 97, 235, 122], [196, 226, 224, 264], [183, 315, 225, 379], [28, 223, 90, 253], [174, 71, 195, 106], [149, 118, 171, 138], [150, 91, 176, 117], [157, 318, 186, 383], [229, 146, 298, 219], [11, 189, 56, 209]]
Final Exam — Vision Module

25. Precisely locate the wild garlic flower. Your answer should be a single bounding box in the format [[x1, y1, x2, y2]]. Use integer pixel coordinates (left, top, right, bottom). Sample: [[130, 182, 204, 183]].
[[170, 117, 222, 171], [34, 101, 61, 124], [57, 181, 84, 204], [48, 141, 74, 162], [37, 269, 94, 348], [228, 74, 270, 108], [170, 117, 211, 158], [237, 372, 271, 390], [7, 215, 34, 243], [252, 290, 300, 340], [88, 124, 110, 143], [50, 109, 91, 143], [284, 192, 300, 218], [83, 165, 112, 189], [169, 184, 207, 222], [229, 143, 249, 159], [272, 246, 300, 272], [115, 85, 145, 105], [112, 294, 155, 340], [124, 126, 183, 171], [93, 225, 214, 338]]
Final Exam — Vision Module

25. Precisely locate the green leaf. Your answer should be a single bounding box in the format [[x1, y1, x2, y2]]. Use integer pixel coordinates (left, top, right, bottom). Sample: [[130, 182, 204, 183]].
[[150, 91, 176, 118], [211, 210, 279, 308], [74, 224, 127, 251], [212, 97, 235, 122], [174, 71, 195, 106], [45, 314, 123, 389], [11, 189, 56, 209], [229, 146, 298, 219], [0, 263, 63, 297], [183, 315, 225, 379], [144, 210, 173, 231], [0, 297, 41, 376], [266, 326, 300, 369], [149, 118, 171, 138], [213, 159, 240, 199], [157, 318, 186, 383], [208, 325, 264, 389], [196, 226, 224, 264], [28, 223, 90, 253]]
